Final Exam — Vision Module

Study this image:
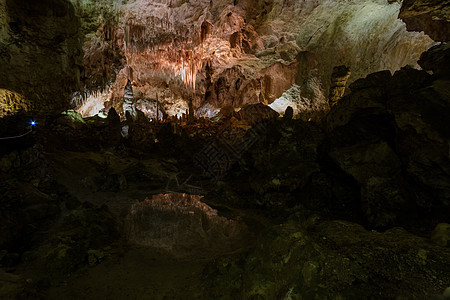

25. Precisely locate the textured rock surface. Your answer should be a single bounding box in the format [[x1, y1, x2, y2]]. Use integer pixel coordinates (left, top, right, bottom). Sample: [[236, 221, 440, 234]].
[[0, 0, 82, 116], [1, 1, 449, 298], [208, 44, 450, 229], [329, 46, 450, 226], [125, 193, 250, 257], [328, 65, 351, 107], [399, 0, 450, 42], [0, 89, 29, 117], [0, 0, 438, 117], [431, 223, 450, 247], [418, 42, 450, 77], [72, 0, 432, 119], [203, 216, 450, 299]]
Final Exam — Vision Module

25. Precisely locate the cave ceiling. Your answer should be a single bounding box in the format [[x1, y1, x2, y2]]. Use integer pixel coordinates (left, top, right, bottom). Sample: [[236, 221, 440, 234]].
[[71, 0, 438, 118]]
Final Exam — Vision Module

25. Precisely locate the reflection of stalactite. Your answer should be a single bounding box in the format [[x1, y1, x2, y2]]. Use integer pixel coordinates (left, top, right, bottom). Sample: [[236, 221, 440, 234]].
[[79, 0, 124, 95]]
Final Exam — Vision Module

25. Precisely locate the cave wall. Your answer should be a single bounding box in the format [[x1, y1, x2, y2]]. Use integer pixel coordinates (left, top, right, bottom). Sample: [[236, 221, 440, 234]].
[[0, 0, 82, 117], [400, 0, 450, 42], [73, 0, 433, 119]]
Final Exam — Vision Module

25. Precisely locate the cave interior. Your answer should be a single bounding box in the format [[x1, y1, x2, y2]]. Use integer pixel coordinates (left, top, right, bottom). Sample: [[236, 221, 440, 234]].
[[0, 0, 450, 298]]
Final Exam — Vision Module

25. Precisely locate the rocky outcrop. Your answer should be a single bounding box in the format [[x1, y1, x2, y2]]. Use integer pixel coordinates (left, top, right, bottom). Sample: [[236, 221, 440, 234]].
[[203, 216, 450, 299], [0, 0, 82, 116], [205, 116, 328, 213], [72, 0, 432, 119], [238, 103, 279, 125], [418, 42, 450, 77], [431, 223, 450, 247], [399, 0, 450, 42], [125, 193, 250, 257], [325, 60, 449, 228], [328, 65, 351, 107], [328, 44, 450, 227]]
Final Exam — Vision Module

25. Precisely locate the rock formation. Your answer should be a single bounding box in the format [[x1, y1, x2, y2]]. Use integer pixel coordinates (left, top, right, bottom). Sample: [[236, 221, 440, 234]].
[[0, 0, 437, 118], [328, 65, 351, 107], [71, 0, 433, 120], [0, 0, 449, 299], [399, 0, 450, 42], [0, 0, 82, 116]]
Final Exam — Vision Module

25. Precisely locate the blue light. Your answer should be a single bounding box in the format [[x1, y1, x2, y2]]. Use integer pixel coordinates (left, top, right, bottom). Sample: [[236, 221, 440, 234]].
[[29, 120, 37, 127]]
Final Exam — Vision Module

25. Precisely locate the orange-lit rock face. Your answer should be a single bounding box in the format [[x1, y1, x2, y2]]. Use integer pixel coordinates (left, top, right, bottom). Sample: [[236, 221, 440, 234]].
[[76, 0, 433, 118], [0, 89, 29, 117], [125, 193, 249, 257], [400, 0, 450, 42]]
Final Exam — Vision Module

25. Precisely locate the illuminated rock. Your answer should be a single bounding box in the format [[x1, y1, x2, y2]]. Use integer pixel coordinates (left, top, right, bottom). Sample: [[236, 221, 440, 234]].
[[73, 0, 433, 119], [0, 89, 29, 117], [75, 90, 108, 118], [123, 79, 136, 119], [0, 0, 82, 114], [0, 0, 436, 118]]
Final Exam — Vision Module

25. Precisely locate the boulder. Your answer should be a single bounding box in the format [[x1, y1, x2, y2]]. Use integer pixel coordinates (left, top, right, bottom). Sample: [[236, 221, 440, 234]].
[[418, 43, 450, 78], [326, 70, 392, 131]]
